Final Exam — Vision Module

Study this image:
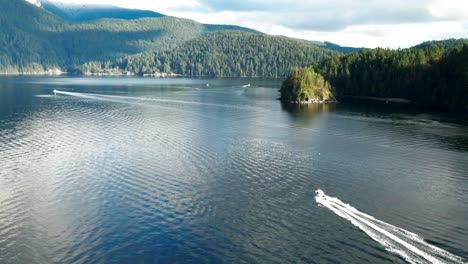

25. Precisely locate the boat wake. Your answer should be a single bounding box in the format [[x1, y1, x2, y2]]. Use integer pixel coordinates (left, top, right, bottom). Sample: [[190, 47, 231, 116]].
[[52, 90, 267, 112], [315, 190, 466, 264], [53, 90, 98, 99]]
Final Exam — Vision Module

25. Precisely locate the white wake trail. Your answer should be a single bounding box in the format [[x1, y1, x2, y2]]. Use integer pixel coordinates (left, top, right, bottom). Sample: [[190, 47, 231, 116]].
[[53, 90, 109, 101], [53, 90, 267, 112], [315, 190, 466, 264]]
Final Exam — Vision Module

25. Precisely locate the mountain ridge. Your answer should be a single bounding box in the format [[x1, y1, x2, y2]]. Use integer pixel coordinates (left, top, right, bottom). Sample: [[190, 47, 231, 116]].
[[1, 0, 263, 73], [6, 0, 464, 78], [1, 0, 343, 75]]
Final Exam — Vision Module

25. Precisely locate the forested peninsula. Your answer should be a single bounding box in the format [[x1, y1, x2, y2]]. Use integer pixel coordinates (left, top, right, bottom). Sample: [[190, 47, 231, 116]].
[[279, 67, 336, 103], [280, 41, 468, 111]]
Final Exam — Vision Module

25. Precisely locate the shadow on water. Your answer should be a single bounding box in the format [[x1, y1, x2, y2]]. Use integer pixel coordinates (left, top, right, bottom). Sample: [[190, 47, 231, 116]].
[[280, 99, 468, 153], [337, 98, 434, 118], [340, 98, 468, 126]]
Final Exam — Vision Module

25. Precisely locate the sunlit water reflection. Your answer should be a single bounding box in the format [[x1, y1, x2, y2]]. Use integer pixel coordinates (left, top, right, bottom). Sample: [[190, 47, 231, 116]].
[[0, 76, 467, 263]]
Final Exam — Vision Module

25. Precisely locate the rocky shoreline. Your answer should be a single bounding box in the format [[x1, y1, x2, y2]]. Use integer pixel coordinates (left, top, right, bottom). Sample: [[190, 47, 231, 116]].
[[287, 98, 338, 104]]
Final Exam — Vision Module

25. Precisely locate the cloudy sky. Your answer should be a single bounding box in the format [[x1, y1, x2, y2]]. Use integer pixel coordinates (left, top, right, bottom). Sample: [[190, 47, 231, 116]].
[[51, 0, 467, 48]]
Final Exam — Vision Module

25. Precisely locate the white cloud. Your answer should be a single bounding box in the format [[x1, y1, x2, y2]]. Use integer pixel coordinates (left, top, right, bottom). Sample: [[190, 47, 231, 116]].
[[427, 0, 468, 20], [49, 0, 468, 48], [319, 22, 466, 48], [167, 10, 467, 48]]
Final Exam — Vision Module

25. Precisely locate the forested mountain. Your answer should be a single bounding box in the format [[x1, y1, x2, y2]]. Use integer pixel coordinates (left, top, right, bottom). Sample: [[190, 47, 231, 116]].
[[40, 0, 165, 22], [0, 0, 64, 73], [86, 31, 340, 77], [0, 0, 339, 75], [311, 41, 468, 110], [413, 39, 468, 50], [0, 5, 212, 72], [0, 0, 258, 73]]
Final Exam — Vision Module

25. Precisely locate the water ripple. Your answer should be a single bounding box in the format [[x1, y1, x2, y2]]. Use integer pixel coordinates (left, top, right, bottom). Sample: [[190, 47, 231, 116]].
[[0, 80, 467, 263]]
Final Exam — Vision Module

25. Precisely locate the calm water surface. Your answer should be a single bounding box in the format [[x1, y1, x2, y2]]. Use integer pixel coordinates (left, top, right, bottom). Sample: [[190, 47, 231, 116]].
[[0, 76, 467, 263]]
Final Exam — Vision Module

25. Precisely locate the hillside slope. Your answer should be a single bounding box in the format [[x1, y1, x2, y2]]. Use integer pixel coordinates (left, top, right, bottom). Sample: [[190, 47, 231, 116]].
[[0, 0, 64, 72], [0, 0, 261, 73], [90, 31, 340, 77], [1, 0, 342, 75]]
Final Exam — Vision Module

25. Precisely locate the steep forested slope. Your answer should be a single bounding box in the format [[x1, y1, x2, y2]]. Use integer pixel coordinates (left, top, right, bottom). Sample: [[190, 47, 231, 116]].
[[0, 0, 258, 72], [0, 0, 358, 75]]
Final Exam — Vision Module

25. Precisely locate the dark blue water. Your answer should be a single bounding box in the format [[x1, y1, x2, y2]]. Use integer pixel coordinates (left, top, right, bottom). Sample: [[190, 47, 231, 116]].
[[0, 76, 467, 263]]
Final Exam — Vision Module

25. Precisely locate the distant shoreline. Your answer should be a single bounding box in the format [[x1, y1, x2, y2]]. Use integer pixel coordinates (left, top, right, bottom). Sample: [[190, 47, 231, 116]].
[[0, 72, 286, 79], [0, 71, 66, 76]]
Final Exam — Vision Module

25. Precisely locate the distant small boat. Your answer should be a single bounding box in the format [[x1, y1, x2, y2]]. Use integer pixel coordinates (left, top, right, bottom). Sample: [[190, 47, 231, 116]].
[[242, 84, 251, 87], [53, 89, 58, 94]]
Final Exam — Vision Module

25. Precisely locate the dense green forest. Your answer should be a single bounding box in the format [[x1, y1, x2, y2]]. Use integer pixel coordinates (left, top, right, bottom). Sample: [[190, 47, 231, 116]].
[[85, 31, 340, 77], [308, 41, 468, 110], [279, 67, 335, 103], [0, 0, 343, 75], [0, 0, 257, 73], [413, 39, 468, 50]]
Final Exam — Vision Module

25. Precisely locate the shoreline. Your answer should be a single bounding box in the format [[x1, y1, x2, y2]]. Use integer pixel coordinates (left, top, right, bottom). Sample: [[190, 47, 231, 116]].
[[293, 100, 338, 104], [283, 98, 338, 104], [0, 71, 67, 76], [346, 95, 411, 104], [0, 72, 287, 79]]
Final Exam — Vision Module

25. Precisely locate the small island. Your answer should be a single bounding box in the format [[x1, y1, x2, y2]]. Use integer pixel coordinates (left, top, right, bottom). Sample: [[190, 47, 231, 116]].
[[279, 67, 337, 104]]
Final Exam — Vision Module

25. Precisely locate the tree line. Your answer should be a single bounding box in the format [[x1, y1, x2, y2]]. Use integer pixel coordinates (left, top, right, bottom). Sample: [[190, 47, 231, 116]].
[[310, 41, 468, 110]]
